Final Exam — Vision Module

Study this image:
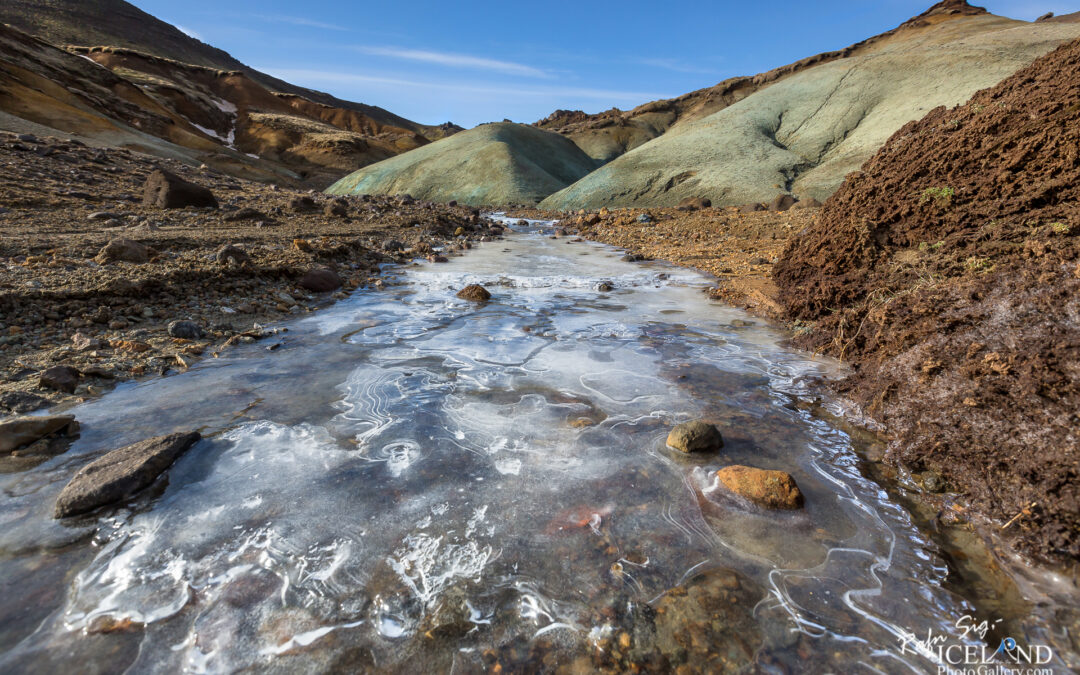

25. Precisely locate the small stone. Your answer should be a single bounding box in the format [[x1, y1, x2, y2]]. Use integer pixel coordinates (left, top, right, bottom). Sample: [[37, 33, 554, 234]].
[[636, 213, 653, 223], [293, 239, 314, 253], [597, 282, 615, 292], [715, 465, 804, 510], [88, 212, 119, 221], [768, 194, 798, 212], [454, 227, 466, 236], [223, 207, 264, 222], [71, 332, 104, 352], [677, 197, 712, 211], [167, 320, 205, 339], [666, 420, 724, 453], [39, 365, 81, 393], [53, 432, 202, 518], [456, 284, 491, 302], [790, 197, 823, 210], [0, 391, 49, 414], [289, 196, 317, 212], [324, 200, 348, 217]]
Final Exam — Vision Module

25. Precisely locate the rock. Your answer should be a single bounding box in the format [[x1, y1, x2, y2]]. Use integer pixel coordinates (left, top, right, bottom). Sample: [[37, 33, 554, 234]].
[[324, 199, 348, 217], [293, 239, 314, 253], [0, 391, 49, 414], [16, 134, 39, 144], [1036, 12, 1054, 21], [636, 213, 653, 223], [621, 253, 647, 262], [289, 196, 317, 212], [382, 239, 405, 252], [597, 281, 615, 292], [447, 200, 458, 207], [217, 244, 250, 266], [167, 320, 205, 339], [739, 203, 765, 213], [53, 431, 201, 518], [0, 415, 77, 453], [142, 169, 218, 209], [298, 268, 342, 293], [790, 197, 823, 210], [71, 332, 103, 352], [676, 197, 712, 211], [768, 194, 798, 212], [666, 420, 724, 453], [88, 211, 119, 221], [39, 365, 80, 394], [456, 284, 491, 301], [223, 207, 264, 222], [715, 465, 804, 510], [95, 238, 151, 264], [454, 227, 466, 236]]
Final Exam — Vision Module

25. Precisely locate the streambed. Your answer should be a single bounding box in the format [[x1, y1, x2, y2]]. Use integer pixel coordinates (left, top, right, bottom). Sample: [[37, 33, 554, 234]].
[[0, 219, 1075, 673]]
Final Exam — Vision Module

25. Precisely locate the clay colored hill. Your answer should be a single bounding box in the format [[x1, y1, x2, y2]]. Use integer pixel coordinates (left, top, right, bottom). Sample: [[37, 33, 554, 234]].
[[774, 38, 1080, 561], [0, 1, 461, 187], [540, 2, 1080, 210], [325, 123, 599, 206]]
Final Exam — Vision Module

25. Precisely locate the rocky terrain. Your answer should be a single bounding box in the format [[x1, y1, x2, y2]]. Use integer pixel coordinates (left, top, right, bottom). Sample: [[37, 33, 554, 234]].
[[774, 37, 1080, 561], [327, 122, 599, 206], [0, 2, 461, 190], [0, 130, 500, 420]]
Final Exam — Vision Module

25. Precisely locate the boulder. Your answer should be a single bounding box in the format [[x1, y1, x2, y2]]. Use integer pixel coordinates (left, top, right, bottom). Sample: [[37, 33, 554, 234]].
[[666, 420, 724, 453], [39, 365, 80, 394], [456, 284, 492, 301], [0, 415, 77, 453], [324, 199, 348, 217], [289, 196, 317, 212], [0, 391, 49, 415], [54, 431, 202, 518], [790, 197, 823, 210], [739, 203, 766, 213], [676, 197, 712, 211], [142, 169, 218, 209], [223, 207, 264, 222], [298, 268, 342, 293], [216, 244, 250, 266], [95, 238, 151, 264], [768, 194, 798, 212], [167, 320, 205, 339], [715, 465, 804, 510]]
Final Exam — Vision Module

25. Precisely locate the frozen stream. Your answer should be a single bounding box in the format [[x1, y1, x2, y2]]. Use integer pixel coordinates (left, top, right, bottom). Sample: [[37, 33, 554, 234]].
[[0, 219, 1074, 673]]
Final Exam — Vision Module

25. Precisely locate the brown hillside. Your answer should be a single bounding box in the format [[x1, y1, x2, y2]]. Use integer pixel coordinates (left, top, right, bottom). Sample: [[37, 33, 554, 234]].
[[774, 39, 1080, 560]]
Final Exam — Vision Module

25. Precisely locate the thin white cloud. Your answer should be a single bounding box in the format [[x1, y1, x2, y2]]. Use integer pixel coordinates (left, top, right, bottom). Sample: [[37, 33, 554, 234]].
[[354, 46, 552, 79], [175, 25, 202, 40], [257, 15, 348, 31], [262, 68, 672, 102]]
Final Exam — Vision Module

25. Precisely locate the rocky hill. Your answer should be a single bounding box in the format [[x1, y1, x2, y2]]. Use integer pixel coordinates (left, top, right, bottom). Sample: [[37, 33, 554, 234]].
[[0, 1, 461, 187], [326, 123, 598, 206], [774, 38, 1080, 561], [540, 2, 1080, 210]]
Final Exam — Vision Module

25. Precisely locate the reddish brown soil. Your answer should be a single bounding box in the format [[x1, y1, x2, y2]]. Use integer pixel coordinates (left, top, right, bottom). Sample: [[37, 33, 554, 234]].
[[774, 39, 1080, 561]]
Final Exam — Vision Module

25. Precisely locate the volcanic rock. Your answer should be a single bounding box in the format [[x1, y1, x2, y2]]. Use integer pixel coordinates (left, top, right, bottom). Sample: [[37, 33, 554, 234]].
[[456, 284, 491, 301], [666, 420, 724, 453], [677, 197, 712, 211], [298, 268, 342, 292], [54, 431, 202, 518], [0, 415, 77, 453], [39, 365, 80, 393], [715, 465, 804, 510], [95, 238, 150, 263], [167, 320, 205, 339], [769, 195, 797, 212], [143, 169, 218, 209]]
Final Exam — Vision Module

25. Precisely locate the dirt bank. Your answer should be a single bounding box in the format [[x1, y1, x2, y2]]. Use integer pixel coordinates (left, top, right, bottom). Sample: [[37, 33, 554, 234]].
[[0, 131, 499, 413], [774, 39, 1080, 562]]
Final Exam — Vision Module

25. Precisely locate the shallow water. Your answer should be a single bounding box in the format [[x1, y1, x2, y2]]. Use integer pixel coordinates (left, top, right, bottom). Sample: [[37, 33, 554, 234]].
[[0, 219, 1076, 673]]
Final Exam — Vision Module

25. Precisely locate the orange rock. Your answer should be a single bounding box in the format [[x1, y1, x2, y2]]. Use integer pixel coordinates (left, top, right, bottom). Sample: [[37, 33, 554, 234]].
[[715, 465, 804, 510], [293, 239, 313, 253], [109, 339, 151, 353]]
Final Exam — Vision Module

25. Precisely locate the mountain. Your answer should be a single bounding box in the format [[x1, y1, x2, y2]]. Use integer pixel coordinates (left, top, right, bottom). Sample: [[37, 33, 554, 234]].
[[326, 123, 598, 206], [539, 1, 1080, 210], [773, 36, 1080, 560], [0, 0, 462, 186]]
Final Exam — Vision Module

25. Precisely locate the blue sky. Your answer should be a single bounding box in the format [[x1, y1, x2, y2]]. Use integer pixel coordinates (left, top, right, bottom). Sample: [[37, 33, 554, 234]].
[[131, 0, 1077, 127]]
